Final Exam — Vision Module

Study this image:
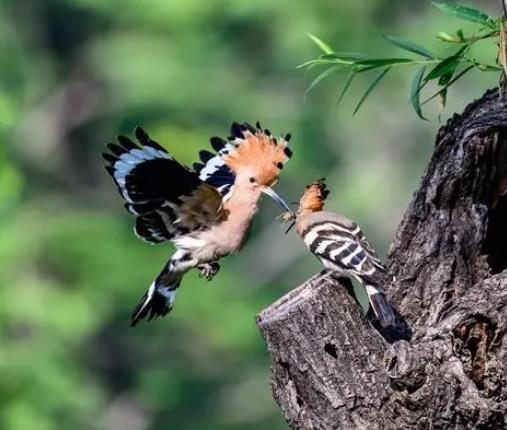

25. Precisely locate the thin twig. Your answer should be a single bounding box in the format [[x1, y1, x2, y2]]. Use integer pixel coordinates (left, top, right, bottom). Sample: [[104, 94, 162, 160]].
[[439, 31, 498, 43]]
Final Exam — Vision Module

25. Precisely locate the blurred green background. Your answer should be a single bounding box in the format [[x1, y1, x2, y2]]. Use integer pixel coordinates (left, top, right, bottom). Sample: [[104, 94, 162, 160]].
[[0, 0, 500, 429]]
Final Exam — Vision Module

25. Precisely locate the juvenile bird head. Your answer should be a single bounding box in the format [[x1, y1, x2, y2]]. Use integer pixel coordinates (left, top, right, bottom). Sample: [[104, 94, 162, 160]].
[[278, 178, 329, 233], [225, 122, 293, 211]]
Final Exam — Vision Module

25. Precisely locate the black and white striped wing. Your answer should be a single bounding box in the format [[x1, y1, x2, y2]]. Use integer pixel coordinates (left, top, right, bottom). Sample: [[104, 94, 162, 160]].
[[193, 122, 260, 198], [102, 127, 224, 244], [193, 136, 236, 198], [302, 221, 385, 280]]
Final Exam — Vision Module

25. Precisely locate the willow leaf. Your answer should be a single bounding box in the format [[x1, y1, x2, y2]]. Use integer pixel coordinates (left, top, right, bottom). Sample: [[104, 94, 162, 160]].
[[354, 58, 413, 67], [432, 3, 494, 28], [425, 46, 468, 81], [353, 67, 391, 116], [384, 35, 434, 59], [304, 66, 341, 100], [336, 70, 355, 106], [422, 65, 474, 105], [307, 33, 334, 54], [410, 66, 428, 120]]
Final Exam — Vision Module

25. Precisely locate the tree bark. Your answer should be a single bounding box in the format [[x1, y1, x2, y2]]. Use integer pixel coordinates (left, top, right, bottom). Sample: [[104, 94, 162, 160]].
[[257, 88, 507, 429]]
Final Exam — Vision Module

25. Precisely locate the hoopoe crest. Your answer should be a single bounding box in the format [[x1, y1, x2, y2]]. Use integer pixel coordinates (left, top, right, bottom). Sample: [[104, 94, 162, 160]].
[[224, 122, 292, 188], [298, 178, 329, 212]]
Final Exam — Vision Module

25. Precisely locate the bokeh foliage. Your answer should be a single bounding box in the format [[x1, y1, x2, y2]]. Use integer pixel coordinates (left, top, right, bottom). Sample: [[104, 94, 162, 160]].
[[0, 0, 499, 429]]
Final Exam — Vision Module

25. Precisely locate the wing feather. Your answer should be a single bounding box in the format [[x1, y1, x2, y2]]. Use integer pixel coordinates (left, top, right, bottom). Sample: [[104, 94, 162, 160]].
[[303, 221, 385, 280], [102, 127, 224, 244]]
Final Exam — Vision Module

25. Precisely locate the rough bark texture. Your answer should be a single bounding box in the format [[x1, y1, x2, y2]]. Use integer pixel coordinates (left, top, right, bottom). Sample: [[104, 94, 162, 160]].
[[257, 89, 507, 430]]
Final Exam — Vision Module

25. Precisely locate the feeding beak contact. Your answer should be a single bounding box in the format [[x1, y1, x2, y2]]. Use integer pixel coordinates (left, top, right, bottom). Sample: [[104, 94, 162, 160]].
[[261, 187, 293, 213]]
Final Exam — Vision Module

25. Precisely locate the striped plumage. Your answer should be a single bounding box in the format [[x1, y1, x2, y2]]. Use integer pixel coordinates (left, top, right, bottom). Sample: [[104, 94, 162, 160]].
[[103, 122, 292, 326], [290, 179, 396, 327]]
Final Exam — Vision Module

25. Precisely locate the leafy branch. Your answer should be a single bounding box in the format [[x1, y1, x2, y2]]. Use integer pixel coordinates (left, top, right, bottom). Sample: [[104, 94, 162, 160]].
[[301, 2, 506, 119]]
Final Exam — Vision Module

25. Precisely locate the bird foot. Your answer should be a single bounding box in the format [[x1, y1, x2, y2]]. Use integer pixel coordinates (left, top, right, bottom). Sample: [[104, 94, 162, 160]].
[[198, 262, 220, 281]]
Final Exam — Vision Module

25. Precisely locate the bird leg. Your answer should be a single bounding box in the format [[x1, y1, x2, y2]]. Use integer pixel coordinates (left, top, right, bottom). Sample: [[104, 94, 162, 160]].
[[197, 262, 221, 281]]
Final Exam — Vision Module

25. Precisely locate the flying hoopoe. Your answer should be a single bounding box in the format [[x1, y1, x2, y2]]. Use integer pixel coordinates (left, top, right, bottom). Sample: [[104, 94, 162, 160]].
[[281, 178, 396, 327], [102, 122, 292, 326]]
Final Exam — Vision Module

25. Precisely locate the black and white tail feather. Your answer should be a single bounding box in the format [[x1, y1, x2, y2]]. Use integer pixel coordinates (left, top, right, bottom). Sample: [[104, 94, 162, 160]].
[[364, 284, 395, 328], [130, 280, 179, 326]]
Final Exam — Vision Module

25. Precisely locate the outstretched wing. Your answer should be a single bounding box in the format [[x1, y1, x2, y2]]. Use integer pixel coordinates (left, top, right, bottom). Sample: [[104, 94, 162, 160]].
[[302, 219, 385, 281], [102, 127, 225, 244]]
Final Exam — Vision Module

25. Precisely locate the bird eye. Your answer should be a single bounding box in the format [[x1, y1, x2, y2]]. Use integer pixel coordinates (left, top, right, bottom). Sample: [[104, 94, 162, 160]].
[[249, 177, 256, 183]]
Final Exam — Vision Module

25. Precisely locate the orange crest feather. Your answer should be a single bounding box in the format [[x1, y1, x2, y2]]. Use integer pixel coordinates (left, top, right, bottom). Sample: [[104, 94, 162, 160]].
[[224, 124, 292, 186], [299, 178, 329, 212]]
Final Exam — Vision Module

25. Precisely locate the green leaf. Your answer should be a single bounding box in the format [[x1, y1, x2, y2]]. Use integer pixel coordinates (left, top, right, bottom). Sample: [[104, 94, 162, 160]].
[[355, 65, 387, 74], [432, 3, 495, 28], [438, 70, 453, 86], [410, 66, 427, 120], [353, 58, 413, 67], [426, 57, 459, 81], [307, 33, 334, 54], [323, 52, 369, 60], [336, 70, 355, 106], [384, 35, 434, 59], [321, 52, 369, 61], [304, 66, 340, 100], [297, 59, 338, 69], [425, 46, 468, 81], [422, 65, 474, 105], [353, 67, 391, 116]]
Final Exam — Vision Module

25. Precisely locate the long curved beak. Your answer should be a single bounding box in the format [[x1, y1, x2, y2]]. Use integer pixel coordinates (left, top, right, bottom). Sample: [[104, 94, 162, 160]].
[[261, 187, 293, 213]]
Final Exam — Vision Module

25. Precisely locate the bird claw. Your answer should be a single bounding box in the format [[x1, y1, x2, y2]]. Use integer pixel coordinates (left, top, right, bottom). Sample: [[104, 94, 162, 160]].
[[198, 263, 220, 281]]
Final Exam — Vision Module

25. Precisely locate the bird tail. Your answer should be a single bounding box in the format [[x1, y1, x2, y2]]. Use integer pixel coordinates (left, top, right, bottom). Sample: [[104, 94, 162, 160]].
[[365, 284, 396, 327], [130, 278, 181, 327]]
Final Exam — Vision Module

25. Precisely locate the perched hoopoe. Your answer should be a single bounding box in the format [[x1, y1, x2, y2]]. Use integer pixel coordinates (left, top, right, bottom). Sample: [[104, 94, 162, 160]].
[[281, 179, 396, 327], [102, 122, 292, 326]]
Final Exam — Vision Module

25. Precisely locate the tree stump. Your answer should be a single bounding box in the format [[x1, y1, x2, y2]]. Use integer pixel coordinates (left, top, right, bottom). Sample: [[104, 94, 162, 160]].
[[257, 89, 507, 429]]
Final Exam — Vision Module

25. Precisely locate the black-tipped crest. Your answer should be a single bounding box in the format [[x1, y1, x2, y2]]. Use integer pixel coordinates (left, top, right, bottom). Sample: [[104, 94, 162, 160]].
[[241, 122, 255, 133], [309, 177, 330, 200], [230, 122, 244, 139]]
